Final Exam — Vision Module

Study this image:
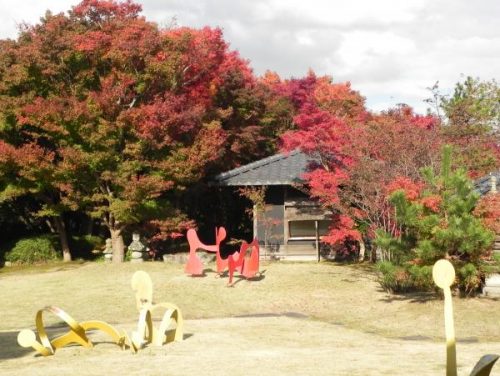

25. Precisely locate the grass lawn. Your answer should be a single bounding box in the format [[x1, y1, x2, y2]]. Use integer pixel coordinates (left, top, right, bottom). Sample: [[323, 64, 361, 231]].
[[0, 260, 499, 375]]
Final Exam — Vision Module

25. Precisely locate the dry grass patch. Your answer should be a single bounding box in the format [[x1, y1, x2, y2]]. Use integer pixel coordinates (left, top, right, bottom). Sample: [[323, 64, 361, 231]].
[[0, 260, 499, 375]]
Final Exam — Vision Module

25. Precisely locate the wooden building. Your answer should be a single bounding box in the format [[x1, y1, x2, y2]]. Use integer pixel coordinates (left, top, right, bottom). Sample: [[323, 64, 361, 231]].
[[214, 150, 332, 261]]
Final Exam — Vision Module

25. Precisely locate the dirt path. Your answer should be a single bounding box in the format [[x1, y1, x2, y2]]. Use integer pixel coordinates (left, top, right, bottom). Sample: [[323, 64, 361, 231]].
[[1, 316, 498, 376]]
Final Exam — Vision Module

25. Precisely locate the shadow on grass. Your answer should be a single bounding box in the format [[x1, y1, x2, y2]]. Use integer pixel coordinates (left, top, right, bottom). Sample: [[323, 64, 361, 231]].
[[0, 331, 32, 360], [229, 269, 267, 286], [0, 261, 87, 276], [379, 291, 438, 304], [185, 268, 214, 278], [0, 324, 72, 360]]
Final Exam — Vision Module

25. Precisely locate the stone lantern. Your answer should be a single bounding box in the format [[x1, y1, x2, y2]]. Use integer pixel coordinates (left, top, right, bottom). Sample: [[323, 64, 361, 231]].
[[103, 238, 113, 262], [128, 233, 150, 263]]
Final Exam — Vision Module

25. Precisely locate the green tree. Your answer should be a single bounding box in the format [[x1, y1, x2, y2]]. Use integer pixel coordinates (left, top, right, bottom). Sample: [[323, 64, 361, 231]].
[[428, 77, 500, 177], [376, 146, 494, 295]]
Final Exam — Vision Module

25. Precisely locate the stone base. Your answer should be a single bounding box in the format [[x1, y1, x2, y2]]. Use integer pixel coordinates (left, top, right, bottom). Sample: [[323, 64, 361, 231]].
[[483, 286, 500, 298], [163, 253, 188, 264], [483, 273, 500, 297]]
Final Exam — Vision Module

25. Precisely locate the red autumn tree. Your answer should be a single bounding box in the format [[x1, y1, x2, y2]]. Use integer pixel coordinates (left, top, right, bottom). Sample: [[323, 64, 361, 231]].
[[474, 193, 500, 235], [340, 106, 442, 249], [0, 0, 263, 261], [280, 73, 442, 257], [279, 72, 367, 248]]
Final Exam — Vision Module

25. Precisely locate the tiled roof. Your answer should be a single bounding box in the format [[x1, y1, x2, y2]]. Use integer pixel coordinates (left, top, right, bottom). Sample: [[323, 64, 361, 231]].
[[474, 171, 500, 196], [213, 150, 317, 186]]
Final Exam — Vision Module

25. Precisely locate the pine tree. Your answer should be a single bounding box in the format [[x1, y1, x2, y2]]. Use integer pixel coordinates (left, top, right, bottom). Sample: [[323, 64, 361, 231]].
[[376, 146, 494, 295]]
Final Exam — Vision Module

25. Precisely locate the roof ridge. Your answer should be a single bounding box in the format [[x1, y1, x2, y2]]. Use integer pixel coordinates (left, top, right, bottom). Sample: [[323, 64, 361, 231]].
[[214, 149, 300, 181]]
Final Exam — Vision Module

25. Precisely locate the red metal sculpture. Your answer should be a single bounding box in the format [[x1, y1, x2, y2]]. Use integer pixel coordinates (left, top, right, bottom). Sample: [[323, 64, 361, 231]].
[[228, 238, 260, 285], [184, 227, 227, 276]]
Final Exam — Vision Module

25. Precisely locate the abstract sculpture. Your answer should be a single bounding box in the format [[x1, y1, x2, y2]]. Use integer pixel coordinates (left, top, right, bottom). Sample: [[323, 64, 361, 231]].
[[185, 227, 227, 276], [17, 306, 129, 356], [130, 270, 184, 350], [432, 259, 499, 376], [228, 238, 260, 285], [18, 271, 183, 356]]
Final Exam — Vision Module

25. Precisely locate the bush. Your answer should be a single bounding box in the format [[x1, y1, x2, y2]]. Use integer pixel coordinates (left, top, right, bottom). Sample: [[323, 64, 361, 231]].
[[407, 264, 434, 291], [377, 261, 411, 293], [377, 261, 435, 293], [5, 235, 60, 264], [458, 263, 481, 296]]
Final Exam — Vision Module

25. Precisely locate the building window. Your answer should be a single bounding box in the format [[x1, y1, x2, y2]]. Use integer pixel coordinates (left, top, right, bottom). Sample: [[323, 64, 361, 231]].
[[288, 220, 330, 239]]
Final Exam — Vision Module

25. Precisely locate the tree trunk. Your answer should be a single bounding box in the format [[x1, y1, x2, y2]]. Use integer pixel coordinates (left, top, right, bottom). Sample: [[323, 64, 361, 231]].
[[85, 216, 94, 235], [358, 238, 366, 262], [110, 227, 125, 263], [53, 216, 72, 262], [371, 245, 381, 262]]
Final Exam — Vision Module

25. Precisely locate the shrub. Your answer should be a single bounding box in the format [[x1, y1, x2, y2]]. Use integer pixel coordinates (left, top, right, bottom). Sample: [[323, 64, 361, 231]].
[[377, 261, 411, 293], [410, 264, 435, 290], [377, 262, 436, 293], [458, 263, 481, 296], [5, 235, 60, 264]]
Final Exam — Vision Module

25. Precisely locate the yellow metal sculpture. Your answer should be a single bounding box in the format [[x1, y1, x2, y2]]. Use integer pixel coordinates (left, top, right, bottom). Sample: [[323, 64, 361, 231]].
[[17, 306, 129, 356], [432, 259, 499, 376], [130, 270, 184, 350], [18, 271, 183, 356]]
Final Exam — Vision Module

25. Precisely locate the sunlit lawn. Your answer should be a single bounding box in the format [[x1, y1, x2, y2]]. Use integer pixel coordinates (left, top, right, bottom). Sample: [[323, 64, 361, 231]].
[[0, 260, 499, 375]]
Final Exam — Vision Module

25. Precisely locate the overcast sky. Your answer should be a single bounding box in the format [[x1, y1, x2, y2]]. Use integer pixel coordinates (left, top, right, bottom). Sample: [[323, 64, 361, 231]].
[[0, 0, 498, 113]]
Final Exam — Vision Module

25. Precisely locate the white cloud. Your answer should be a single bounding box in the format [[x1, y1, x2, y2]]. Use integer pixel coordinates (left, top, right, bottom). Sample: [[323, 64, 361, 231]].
[[0, 1, 76, 39], [0, 0, 498, 114]]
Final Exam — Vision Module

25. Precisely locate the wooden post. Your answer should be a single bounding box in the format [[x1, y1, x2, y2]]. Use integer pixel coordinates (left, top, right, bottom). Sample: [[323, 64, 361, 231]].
[[253, 204, 258, 239], [315, 220, 320, 262]]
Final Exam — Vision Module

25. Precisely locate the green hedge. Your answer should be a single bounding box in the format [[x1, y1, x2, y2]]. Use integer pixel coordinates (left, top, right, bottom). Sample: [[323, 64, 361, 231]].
[[377, 261, 434, 293], [4, 235, 60, 264], [2, 234, 105, 264]]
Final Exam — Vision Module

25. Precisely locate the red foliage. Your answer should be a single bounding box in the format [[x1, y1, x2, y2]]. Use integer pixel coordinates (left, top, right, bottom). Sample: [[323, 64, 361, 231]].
[[322, 215, 361, 245], [474, 193, 500, 233], [386, 177, 424, 201], [313, 76, 366, 121], [282, 103, 350, 157], [421, 195, 442, 212], [410, 114, 438, 130], [71, 0, 142, 21], [274, 71, 317, 109]]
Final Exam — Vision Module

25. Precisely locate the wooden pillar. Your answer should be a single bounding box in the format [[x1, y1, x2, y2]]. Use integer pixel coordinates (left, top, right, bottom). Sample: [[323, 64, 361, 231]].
[[315, 220, 320, 262], [253, 204, 258, 239]]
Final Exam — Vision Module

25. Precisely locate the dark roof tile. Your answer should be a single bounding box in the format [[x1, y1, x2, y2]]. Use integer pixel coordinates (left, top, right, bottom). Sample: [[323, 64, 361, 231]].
[[214, 150, 316, 186]]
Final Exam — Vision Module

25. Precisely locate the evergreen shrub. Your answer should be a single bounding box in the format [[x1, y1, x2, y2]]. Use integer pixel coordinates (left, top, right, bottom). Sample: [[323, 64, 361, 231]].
[[5, 235, 60, 264]]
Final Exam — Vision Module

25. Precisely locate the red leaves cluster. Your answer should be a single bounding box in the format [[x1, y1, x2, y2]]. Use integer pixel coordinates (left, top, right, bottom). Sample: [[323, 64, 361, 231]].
[[474, 193, 500, 233], [282, 103, 349, 157], [386, 177, 424, 201], [71, 0, 142, 21], [420, 195, 442, 213], [322, 215, 361, 245]]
